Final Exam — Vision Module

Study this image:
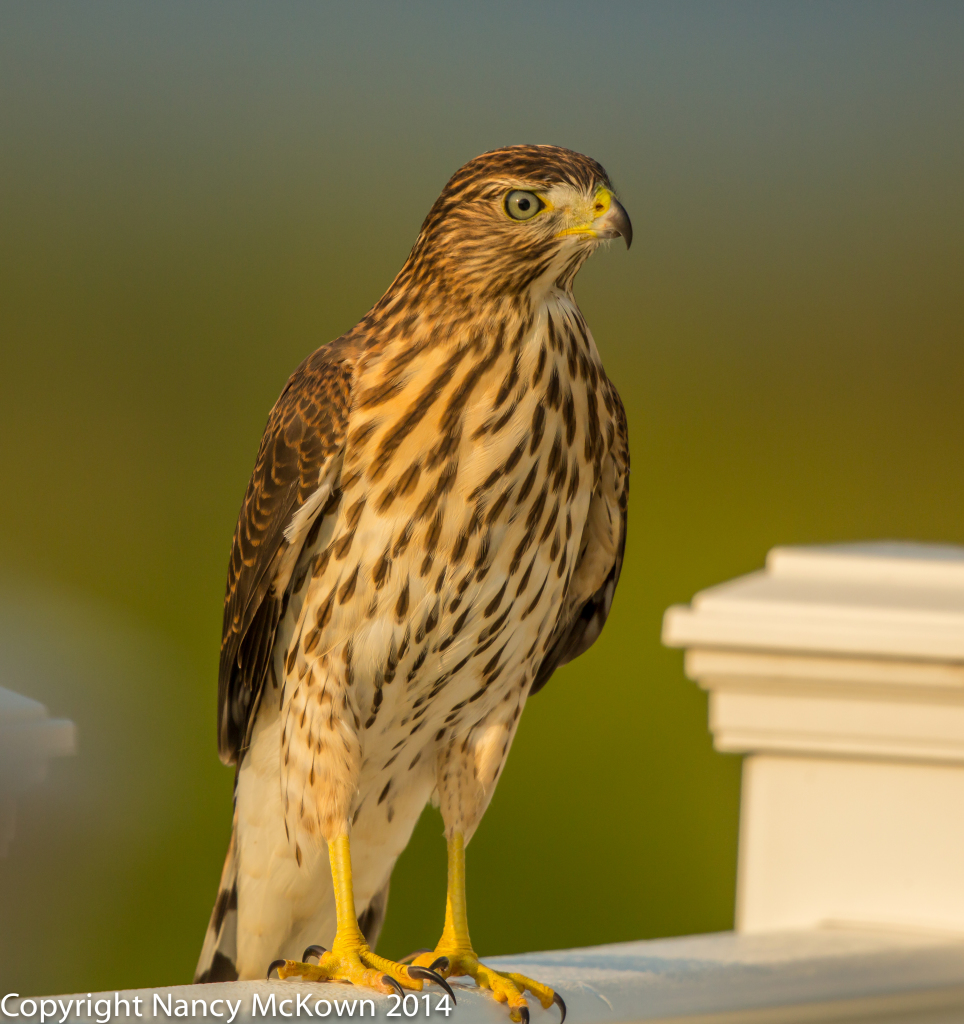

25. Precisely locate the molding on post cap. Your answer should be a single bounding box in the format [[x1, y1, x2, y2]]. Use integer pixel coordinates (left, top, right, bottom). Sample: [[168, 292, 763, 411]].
[[662, 543, 964, 763], [663, 541, 964, 663]]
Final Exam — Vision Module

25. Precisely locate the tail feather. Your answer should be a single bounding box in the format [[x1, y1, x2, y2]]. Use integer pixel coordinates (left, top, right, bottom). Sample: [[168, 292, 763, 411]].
[[195, 822, 240, 983], [195, 818, 392, 983]]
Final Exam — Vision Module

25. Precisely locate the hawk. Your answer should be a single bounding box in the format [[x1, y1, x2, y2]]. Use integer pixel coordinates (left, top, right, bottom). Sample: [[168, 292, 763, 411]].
[[195, 145, 631, 1023]]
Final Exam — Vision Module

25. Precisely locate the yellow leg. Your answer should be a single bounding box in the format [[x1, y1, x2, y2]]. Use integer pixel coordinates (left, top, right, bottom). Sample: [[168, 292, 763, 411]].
[[273, 834, 421, 993], [413, 832, 564, 1022]]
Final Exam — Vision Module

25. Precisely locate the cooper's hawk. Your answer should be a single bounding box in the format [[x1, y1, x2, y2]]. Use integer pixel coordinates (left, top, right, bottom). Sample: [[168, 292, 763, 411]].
[[195, 145, 631, 1023]]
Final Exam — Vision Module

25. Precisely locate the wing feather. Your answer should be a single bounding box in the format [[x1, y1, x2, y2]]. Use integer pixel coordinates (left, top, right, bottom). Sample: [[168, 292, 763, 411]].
[[531, 382, 629, 695], [218, 338, 356, 765]]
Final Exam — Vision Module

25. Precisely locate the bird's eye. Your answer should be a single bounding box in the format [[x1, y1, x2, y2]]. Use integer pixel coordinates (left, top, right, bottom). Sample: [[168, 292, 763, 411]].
[[505, 190, 544, 221]]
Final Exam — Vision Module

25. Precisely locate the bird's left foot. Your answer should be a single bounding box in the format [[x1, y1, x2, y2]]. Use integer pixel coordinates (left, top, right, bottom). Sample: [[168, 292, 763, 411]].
[[411, 948, 565, 1023]]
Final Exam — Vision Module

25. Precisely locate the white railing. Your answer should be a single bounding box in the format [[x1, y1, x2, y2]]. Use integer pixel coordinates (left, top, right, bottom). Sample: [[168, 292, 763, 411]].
[[5, 928, 964, 1023]]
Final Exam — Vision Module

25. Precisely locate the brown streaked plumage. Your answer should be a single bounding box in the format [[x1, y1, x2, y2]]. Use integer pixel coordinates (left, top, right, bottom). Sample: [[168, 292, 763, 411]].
[[196, 144, 630, 1018]]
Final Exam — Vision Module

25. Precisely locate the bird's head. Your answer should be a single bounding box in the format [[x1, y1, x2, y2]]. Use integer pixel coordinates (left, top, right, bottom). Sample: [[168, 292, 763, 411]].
[[404, 144, 632, 305]]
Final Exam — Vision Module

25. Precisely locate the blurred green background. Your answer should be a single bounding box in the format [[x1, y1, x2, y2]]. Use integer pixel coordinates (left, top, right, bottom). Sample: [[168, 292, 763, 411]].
[[1, 0, 963, 997]]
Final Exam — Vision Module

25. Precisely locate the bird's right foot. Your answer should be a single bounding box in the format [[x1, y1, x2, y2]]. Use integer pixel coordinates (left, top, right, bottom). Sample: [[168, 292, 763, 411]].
[[269, 942, 453, 999]]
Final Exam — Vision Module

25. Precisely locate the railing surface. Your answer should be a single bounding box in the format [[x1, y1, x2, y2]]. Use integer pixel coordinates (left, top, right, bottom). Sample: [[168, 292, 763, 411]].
[[6, 928, 964, 1024]]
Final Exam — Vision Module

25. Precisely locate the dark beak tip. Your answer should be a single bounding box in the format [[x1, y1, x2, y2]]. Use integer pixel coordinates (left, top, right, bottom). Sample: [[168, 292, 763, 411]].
[[617, 201, 633, 250], [608, 196, 632, 250]]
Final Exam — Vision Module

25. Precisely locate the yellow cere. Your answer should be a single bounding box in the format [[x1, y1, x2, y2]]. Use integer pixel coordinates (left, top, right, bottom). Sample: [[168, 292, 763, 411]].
[[556, 186, 614, 239]]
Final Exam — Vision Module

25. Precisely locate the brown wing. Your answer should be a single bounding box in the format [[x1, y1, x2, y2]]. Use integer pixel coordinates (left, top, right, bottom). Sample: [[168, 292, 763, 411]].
[[218, 337, 356, 765], [531, 382, 629, 695]]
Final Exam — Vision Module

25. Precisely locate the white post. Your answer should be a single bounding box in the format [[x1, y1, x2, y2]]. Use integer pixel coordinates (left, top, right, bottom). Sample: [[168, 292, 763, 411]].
[[663, 542, 964, 935]]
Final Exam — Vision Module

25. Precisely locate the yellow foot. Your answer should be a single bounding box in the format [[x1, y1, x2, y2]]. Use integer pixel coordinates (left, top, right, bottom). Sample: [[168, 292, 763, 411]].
[[269, 943, 454, 999], [412, 949, 565, 1023]]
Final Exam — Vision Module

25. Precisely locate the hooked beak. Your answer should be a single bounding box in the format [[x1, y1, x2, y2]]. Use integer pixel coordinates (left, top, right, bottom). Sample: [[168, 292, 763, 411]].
[[593, 195, 633, 249]]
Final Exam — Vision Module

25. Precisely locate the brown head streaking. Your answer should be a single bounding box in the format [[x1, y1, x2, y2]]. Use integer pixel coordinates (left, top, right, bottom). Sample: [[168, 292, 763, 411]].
[[198, 144, 631, 1023], [390, 145, 630, 304]]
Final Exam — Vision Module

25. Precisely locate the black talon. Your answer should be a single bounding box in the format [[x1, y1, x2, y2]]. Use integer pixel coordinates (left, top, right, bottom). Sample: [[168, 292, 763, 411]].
[[407, 966, 456, 1004], [518, 1007, 530, 1024], [428, 956, 449, 974], [302, 945, 327, 963], [383, 975, 404, 998], [552, 993, 567, 1024], [398, 948, 432, 964], [267, 959, 286, 980]]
